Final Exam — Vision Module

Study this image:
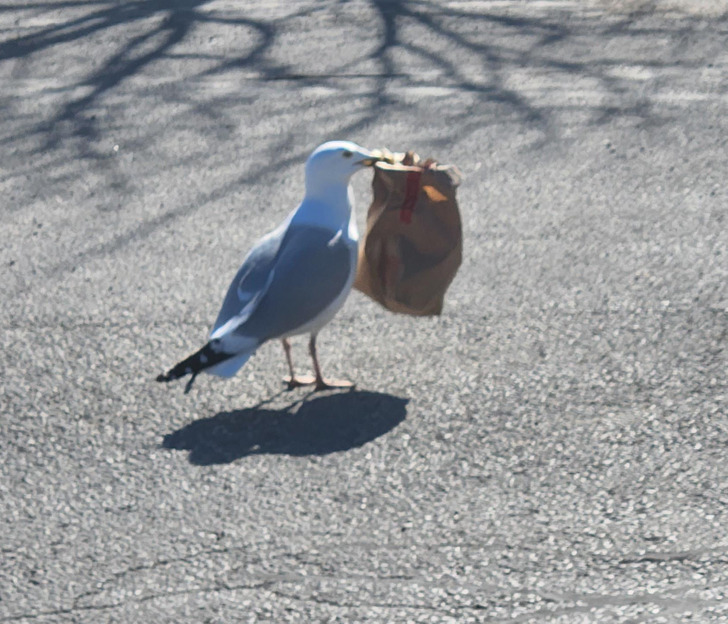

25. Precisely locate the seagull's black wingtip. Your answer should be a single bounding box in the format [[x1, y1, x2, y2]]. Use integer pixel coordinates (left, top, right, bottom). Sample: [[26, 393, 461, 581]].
[[156, 342, 232, 392]]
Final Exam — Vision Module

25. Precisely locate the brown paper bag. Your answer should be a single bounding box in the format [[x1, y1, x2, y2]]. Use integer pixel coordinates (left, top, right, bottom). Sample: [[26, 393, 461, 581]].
[[354, 151, 462, 316]]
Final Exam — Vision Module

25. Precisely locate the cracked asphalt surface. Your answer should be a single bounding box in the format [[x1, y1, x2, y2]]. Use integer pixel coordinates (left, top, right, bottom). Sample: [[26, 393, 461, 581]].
[[1, 0, 727, 622]]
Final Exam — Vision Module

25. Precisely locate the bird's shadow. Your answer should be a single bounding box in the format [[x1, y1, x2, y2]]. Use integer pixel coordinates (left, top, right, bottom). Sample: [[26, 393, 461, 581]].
[[162, 390, 408, 465]]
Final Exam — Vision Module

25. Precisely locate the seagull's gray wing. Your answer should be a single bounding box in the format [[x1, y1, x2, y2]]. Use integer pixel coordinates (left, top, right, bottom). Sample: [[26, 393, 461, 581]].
[[210, 218, 290, 340], [218, 223, 353, 345]]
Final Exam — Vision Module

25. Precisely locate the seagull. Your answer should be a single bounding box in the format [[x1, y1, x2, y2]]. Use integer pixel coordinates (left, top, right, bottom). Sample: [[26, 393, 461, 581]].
[[156, 140, 382, 394]]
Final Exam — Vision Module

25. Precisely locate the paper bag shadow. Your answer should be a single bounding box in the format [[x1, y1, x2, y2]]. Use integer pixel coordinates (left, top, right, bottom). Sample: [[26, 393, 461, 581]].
[[162, 390, 408, 465]]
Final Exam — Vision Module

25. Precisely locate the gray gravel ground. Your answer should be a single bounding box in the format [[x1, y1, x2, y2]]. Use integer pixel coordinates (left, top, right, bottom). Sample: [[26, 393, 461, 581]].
[[1, 0, 727, 622]]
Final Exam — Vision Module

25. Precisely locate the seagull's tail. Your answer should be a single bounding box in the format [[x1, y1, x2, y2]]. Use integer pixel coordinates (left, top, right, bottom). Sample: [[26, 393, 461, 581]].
[[156, 342, 234, 394]]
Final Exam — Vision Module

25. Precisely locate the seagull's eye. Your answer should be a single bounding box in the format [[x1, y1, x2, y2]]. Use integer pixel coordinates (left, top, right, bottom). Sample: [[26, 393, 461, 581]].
[[342, 150, 353, 158]]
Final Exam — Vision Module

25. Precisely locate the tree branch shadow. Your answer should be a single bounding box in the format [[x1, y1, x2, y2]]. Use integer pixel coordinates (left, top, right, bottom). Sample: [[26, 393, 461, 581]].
[[162, 390, 409, 465], [1, 0, 715, 297], [3, 0, 708, 149]]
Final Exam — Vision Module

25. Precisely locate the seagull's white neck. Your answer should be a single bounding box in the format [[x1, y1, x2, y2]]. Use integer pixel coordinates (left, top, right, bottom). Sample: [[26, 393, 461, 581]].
[[292, 179, 358, 240]]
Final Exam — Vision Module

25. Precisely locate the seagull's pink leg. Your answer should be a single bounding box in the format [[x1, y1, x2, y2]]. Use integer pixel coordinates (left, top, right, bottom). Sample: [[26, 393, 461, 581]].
[[309, 333, 355, 391], [281, 338, 315, 389]]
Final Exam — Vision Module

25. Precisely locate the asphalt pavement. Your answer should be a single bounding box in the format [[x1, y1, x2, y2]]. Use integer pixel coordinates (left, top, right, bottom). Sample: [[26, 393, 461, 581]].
[[1, 0, 727, 622]]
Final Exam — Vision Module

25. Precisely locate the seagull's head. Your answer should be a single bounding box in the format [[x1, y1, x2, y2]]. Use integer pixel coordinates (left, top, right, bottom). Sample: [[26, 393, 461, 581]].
[[305, 141, 382, 190]]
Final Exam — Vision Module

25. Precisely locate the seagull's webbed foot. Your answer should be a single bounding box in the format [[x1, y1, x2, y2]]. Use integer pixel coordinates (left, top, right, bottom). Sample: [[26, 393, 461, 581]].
[[283, 374, 355, 391], [313, 377, 355, 392], [283, 374, 316, 390]]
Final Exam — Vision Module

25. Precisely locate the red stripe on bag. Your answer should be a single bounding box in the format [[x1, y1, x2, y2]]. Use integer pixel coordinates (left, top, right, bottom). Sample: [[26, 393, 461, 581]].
[[400, 170, 422, 224]]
